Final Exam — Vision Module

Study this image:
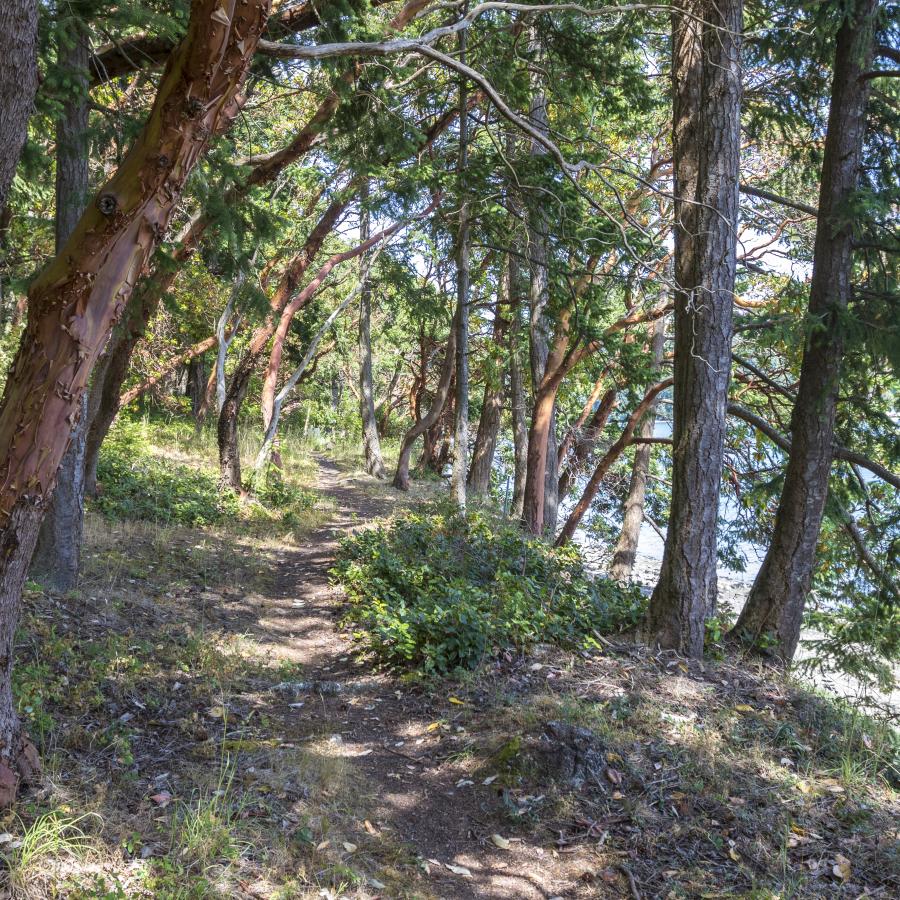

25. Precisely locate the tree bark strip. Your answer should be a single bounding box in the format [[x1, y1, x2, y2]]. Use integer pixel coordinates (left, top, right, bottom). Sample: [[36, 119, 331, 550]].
[[645, 0, 742, 657], [732, 0, 880, 661], [0, 0, 271, 804]]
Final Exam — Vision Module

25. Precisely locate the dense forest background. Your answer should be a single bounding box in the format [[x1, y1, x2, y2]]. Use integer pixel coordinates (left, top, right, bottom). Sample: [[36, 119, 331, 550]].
[[0, 0, 896, 896]]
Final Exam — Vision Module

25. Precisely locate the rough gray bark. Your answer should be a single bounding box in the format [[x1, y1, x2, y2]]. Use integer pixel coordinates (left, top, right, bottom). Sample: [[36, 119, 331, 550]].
[[508, 256, 529, 518], [0, 0, 270, 803], [0, 0, 38, 211], [450, 27, 471, 508], [610, 319, 667, 580], [358, 201, 386, 479], [31, 17, 91, 594], [731, 0, 878, 662], [645, 0, 742, 656]]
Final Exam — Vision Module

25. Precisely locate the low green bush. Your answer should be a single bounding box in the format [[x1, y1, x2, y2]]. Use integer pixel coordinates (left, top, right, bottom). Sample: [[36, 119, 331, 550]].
[[95, 422, 241, 526], [332, 500, 646, 674], [94, 420, 317, 529]]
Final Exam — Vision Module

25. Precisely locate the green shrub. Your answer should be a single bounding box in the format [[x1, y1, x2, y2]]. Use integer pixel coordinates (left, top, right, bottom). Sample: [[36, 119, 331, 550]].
[[332, 500, 646, 674], [95, 421, 240, 527]]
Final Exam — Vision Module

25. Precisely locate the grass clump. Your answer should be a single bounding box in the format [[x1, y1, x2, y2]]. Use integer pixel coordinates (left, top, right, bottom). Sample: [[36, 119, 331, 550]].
[[333, 500, 645, 674]]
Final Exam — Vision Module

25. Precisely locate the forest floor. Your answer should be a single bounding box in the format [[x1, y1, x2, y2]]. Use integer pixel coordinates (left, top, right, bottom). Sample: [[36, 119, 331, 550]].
[[4, 441, 899, 899]]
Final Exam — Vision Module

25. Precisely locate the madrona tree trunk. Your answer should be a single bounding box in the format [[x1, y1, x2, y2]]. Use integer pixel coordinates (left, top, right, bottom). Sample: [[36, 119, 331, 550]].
[[358, 200, 386, 478], [30, 14, 91, 593], [556, 386, 618, 502], [731, 0, 878, 662], [610, 319, 667, 580], [0, 0, 38, 211], [393, 305, 460, 490], [0, 0, 270, 804], [508, 258, 529, 518], [644, 0, 742, 657]]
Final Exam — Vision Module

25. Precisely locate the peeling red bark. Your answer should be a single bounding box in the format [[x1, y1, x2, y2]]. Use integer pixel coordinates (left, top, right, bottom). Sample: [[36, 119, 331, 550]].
[[0, 0, 271, 804]]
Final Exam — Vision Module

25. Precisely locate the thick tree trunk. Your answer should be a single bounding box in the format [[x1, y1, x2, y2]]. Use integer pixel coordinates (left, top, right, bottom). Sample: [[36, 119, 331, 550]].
[[31, 17, 91, 594], [358, 200, 386, 478], [644, 0, 742, 657], [0, 0, 38, 211], [610, 320, 667, 580], [731, 0, 877, 662], [0, 0, 270, 802], [186, 357, 207, 423], [556, 378, 674, 547], [450, 26, 471, 508], [393, 306, 460, 490]]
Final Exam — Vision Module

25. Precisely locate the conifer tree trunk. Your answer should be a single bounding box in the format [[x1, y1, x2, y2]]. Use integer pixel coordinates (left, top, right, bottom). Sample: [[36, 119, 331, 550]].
[[610, 319, 667, 580], [0, 0, 38, 211], [358, 198, 386, 478], [731, 0, 878, 662], [31, 15, 91, 593], [0, 0, 270, 804], [450, 26, 471, 508], [644, 0, 742, 657], [508, 258, 529, 519]]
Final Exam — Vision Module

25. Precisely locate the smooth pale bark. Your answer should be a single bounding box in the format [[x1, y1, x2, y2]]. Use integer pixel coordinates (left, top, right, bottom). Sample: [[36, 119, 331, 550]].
[[0, 0, 38, 211], [450, 27, 471, 507], [556, 378, 675, 546], [31, 16, 91, 594], [731, 0, 878, 662], [0, 0, 270, 804], [522, 78, 559, 536], [255, 279, 365, 473], [217, 195, 350, 491], [610, 319, 667, 580], [645, 0, 742, 657], [393, 306, 460, 490], [358, 199, 386, 478]]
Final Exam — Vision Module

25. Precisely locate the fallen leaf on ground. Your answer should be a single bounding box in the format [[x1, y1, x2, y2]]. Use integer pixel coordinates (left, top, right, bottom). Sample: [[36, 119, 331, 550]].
[[491, 834, 510, 850], [342, 842, 357, 853], [445, 863, 472, 877], [150, 791, 172, 807], [832, 853, 851, 881]]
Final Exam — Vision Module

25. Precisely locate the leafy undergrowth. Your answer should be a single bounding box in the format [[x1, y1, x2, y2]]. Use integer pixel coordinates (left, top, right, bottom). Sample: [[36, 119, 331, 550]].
[[4, 453, 897, 898], [94, 417, 324, 535], [333, 501, 646, 673]]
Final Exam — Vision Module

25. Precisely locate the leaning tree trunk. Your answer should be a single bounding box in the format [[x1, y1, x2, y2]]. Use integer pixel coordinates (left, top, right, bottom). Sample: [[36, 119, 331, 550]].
[[644, 0, 742, 658], [0, 0, 270, 805], [0, 0, 38, 211], [556, 387, 618, 502], [393, 305, 460, 490], [30, 15, 91, 594], [610, 319, 667, 580], [358, 199, 386, 478], [731, 0, 878, 662]]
